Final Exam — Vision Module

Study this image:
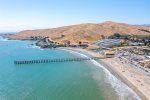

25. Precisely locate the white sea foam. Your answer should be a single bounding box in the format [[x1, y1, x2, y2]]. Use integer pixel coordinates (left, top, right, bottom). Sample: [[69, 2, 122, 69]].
[[0, 36, 8, 41], [26, 45, 44, 50], [62, 49, 141, 100]]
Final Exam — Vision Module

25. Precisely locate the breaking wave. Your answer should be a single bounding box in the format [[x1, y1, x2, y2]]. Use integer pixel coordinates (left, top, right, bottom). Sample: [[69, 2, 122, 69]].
[[0, 36, 8, 41], [26, 44, 44, 50]]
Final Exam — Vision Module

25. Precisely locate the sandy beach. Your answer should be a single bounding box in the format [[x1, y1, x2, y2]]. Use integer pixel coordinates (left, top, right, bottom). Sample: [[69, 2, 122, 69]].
[[64, 47, 150, 100]]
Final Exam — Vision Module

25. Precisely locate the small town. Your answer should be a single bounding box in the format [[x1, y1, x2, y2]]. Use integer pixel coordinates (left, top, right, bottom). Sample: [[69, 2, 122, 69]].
[[32, 33, 150, 76]]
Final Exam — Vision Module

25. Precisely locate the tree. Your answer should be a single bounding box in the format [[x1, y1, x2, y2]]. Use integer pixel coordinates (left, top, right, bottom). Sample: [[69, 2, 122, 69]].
[[101, 35, 105, 39], [79, 41, 82, 45], [114, 33, 121, 39], [61, 35, 65, 38]]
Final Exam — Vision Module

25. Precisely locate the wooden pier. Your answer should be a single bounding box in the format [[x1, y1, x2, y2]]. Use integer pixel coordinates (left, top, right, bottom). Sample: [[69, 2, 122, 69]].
[[14, 57, 104, 64]]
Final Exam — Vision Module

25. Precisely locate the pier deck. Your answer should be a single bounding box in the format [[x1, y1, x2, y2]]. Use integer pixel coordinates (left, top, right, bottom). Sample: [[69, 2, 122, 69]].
[[14, 57, 104, 64]]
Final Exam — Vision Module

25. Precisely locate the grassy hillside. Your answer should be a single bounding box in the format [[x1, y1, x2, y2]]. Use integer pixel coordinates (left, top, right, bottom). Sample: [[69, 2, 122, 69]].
[[7, 21, 150, 43]]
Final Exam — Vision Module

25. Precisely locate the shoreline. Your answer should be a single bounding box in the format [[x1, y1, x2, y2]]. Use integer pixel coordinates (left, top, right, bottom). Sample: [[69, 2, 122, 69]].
[[99, 59, 148, 100], [1, 36, 149, 100], [62, 47, 149, 100]]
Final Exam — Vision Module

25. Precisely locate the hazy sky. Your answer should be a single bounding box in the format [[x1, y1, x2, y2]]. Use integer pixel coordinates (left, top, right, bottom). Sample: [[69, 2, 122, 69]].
[[0, 0, 149, 32]]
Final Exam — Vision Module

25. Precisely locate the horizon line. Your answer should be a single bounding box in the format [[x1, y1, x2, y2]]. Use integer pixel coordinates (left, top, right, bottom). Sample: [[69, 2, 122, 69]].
[[0, 21, 150, 33]]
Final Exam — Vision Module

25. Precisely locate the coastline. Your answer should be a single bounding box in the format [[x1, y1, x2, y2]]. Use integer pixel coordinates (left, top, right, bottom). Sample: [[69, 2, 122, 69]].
[[1, 35, 149, 100], [62, 47, 149, 100]]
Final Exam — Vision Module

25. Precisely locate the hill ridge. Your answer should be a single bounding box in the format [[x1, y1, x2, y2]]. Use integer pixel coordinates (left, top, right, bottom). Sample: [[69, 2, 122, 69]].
[[7, 21, 150, 43]]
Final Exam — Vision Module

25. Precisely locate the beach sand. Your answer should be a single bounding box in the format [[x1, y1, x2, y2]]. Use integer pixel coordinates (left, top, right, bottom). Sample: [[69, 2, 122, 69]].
[[64, 48, 150, 100]]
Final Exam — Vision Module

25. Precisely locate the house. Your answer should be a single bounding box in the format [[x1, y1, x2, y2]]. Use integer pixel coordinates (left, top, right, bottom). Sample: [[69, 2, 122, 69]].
[[78, 41, 88, 48], [63, 40, 71, 46], [139, 60, 150, 69], [103, 51, 115, 58]]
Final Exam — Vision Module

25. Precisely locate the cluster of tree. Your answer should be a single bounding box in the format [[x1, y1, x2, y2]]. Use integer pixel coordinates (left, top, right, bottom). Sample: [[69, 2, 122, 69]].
[[138, 29, 150, 33], [108, 33, 150, 39], [108, 33, 131, 39]]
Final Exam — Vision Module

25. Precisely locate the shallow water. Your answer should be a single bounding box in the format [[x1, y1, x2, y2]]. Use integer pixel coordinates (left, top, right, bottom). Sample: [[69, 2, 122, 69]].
[[0, 39, 140, 100]]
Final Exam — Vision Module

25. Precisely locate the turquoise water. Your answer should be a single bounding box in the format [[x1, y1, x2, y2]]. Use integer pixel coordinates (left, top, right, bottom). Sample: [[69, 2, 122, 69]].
[[0, 39, 140, 100]]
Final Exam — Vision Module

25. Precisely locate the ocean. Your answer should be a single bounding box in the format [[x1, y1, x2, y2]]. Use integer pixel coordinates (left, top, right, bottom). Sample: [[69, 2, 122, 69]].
[[0, 37, 140, 100]]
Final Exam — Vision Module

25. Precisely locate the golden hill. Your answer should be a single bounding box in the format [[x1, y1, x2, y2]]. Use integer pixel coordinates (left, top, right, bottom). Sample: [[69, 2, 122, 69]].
[[8, 21, 150, 43]]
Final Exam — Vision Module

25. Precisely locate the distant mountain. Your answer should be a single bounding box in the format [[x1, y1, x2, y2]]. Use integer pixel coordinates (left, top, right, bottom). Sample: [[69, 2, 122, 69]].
[[135, 24, 150, 27], [6, 21, 150, 43], [0, 32, 16, 34]]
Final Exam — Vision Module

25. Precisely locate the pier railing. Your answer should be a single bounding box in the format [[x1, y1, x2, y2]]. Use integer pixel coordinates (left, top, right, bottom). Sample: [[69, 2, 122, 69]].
[[14, 57, 104, 64]]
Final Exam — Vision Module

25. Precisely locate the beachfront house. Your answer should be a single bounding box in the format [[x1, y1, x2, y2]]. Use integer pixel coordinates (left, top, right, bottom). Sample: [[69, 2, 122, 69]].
[[103, 51, 115, 58]]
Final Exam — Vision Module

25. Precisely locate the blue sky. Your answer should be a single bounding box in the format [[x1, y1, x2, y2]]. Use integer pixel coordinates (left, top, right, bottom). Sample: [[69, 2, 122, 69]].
[[0, 0, 149, 32]]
